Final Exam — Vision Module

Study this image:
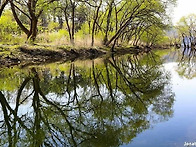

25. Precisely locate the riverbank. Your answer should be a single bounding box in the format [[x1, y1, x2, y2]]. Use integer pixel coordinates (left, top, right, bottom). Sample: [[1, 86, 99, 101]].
[[0, 45, 106, 67], [0, 44, 159, 68]]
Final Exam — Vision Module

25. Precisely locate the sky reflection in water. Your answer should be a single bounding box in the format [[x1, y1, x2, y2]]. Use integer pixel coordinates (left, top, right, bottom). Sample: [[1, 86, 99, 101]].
[[0, 49, 195, 147], [127, 51, 196, 147]]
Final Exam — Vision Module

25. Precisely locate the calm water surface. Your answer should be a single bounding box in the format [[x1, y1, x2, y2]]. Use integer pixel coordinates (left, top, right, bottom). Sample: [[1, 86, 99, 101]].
[[0, 48, 195, 147]]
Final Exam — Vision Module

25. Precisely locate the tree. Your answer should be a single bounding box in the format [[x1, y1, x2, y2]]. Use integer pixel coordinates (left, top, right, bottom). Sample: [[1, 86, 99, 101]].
[[10, 0, 58, 42], [176, 14, 196, 48], [53, 0, 79, 45], [0, 0, 176, 46], [91, 0, 102, 46], [104, 0, 173, 47]]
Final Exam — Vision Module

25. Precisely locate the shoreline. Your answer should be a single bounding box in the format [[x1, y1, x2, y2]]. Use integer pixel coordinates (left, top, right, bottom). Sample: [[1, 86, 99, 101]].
[[0, 45, 106, 68], [0, 44, 171, 68]]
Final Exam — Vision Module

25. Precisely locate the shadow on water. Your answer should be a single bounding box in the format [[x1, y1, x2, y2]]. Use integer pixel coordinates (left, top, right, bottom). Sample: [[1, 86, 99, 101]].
[[0, 52, 175, 147]]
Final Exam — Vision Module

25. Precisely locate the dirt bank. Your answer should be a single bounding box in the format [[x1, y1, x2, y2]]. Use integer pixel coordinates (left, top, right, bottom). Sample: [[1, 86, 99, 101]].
[[0, 45, 153, 68], [0, 45, 107, 68]]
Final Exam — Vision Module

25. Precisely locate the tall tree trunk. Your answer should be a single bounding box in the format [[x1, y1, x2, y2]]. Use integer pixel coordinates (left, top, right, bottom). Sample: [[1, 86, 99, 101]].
[[28, 18, 38, 42], [0, 0, 8, 17], [71, 1, 75, 45], [103, 0, 114, 45], [10, 1, 30, 35], [58, 15, 63, 29], [64, 1, 75, 46], [91, 0, 102, 46], [64, 9, 72, 42]]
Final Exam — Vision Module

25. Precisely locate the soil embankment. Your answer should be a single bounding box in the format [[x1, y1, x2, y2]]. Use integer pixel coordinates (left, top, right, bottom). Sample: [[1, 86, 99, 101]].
[[0, 45, 106, 67], [0, 45, 154, 68]]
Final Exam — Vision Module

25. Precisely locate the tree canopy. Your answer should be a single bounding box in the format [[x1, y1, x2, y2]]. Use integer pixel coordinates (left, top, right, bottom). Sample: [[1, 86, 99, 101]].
[[0, 0, 176, 47]]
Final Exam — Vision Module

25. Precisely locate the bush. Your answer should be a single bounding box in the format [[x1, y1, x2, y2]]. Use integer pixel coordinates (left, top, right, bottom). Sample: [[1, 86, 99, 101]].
[[48, 22, 59, 32], [37, 29, 69, 44], [0, 10, 21, 43]]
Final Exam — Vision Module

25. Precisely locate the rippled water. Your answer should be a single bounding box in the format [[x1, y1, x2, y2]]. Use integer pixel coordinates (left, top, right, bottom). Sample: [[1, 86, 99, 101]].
[[0, 48, 195, 147]]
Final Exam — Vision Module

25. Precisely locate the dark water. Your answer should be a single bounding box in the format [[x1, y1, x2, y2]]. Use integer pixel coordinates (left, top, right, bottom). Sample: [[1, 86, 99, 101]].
[[0, 48, 195, 147]]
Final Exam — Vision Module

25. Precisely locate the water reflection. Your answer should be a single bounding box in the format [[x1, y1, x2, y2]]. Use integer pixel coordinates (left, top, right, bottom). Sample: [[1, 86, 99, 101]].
[[0, 53, 174, 147], [177, 47, 196, 79]]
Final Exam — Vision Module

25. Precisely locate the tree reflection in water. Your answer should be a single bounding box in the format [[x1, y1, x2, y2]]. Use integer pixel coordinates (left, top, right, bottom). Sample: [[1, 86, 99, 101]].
[[0, 53, 174, 147], [177, 46, 196, 79]]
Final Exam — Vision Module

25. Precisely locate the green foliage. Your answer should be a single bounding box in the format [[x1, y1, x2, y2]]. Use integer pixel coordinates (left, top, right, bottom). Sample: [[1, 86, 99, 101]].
[[75, 22, 90, 38], [0, 10, 22, 44], [48, 22, 59, 32], [0, 0, 176, 46], [176, 14, 196, 35], [139, 25, 170, 46], [37, 29, 69, 43], [48, 29, 69, 42], [0, 67, 29, 91]]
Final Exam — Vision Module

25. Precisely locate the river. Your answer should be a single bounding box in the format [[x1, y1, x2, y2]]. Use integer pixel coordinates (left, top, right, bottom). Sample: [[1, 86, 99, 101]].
[[0, 48, 195, 147]]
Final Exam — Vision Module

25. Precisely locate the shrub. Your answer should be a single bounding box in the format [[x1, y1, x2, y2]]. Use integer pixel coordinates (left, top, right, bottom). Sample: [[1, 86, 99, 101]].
[[0, 10, 21, 43]]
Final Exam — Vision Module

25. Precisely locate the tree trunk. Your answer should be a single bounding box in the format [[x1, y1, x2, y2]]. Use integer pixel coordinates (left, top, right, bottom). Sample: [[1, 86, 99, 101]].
[[29, 19, 38, 42], [71, 2, 75, 45], [0, 0, 8, 17], [64, 9, 72, 43], [26, 17, 38, 42], [105, 18, 132, 46], [57, 15, 63, 29], [10, 2, 30, 35], [103, 0, 114, 45], [64, 2, 75, 46], [91, 0, 102, 46]]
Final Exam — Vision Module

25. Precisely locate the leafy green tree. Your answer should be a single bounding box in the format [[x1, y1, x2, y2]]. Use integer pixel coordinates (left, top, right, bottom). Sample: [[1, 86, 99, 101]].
[[10, 0, 58, 42], [0, 0, 177, 46], [103, 0, 176, 47], [176, 14, 196, 36], [176, 14, 196, 48]]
